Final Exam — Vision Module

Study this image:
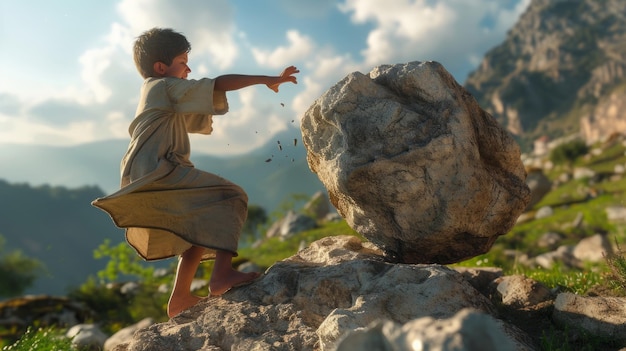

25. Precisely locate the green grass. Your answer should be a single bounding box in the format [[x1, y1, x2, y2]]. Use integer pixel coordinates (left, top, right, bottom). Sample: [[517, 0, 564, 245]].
[[605, 240, 626, 292], [1, 327, 77, 351], [452, 139, 626, 297], [238, 220, 360, 268]]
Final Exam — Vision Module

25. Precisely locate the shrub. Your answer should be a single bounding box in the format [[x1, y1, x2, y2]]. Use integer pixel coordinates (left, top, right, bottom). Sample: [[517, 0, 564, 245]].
[[549, 139, 589, 165], [605, 239, 626, 293]]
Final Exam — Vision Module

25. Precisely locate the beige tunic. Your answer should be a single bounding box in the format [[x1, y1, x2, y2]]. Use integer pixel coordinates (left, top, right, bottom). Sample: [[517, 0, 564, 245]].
[[92, 77, 247, 261]]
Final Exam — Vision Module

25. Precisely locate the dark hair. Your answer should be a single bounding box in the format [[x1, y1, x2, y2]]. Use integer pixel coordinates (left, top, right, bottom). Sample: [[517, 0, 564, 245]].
[[133, 28, 191, 78]]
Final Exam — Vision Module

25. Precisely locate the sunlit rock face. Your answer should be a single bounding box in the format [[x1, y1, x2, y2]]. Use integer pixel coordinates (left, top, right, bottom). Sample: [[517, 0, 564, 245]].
[[115, 236, 521, 351], [300, 61, 530, 264]]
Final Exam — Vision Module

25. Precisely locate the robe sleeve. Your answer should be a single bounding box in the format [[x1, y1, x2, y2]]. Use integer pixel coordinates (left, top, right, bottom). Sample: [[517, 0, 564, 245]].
[[166, 77, 229, 134]]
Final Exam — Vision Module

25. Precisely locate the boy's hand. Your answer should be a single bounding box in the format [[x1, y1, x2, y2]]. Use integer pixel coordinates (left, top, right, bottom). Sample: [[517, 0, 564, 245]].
[[268, 66, 299, 92]]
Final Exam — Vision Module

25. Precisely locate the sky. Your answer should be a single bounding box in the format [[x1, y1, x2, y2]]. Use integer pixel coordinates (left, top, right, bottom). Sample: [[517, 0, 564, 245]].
[[0, 0, 531, 156]]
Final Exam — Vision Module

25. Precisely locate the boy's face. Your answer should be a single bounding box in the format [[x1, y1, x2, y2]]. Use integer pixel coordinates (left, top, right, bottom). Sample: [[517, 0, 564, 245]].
[[161, 52, 191, 79]]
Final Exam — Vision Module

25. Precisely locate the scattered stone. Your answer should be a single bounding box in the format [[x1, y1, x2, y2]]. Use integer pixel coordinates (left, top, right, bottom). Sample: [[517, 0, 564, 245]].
[[266, 210, 317, 240], [302, 191, 330, 220], [606, 205, 626, 222], [301, 61, 530, 264], [66, 324, 108, 350], [537, 232, 562, 249], [495, 275, 553, 309], [334, 309, 533, 351], [553, 293, 626, 343], [157, 284, 169, 294], [534, 206, 553, 219], [573, 167, 596, 180], [534, 245, 581, 270], [557, 172, 571, 184], [525, 169, 552, 211], [120, 281, 140, 295], [572, 233, 613, 262]]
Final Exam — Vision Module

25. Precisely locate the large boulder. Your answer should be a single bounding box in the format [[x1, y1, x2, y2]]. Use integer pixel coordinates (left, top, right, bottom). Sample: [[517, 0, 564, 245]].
[[300, 61, 530, 264]]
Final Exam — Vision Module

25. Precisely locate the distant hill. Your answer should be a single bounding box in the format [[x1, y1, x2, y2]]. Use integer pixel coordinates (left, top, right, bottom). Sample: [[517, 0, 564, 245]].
[[464, 0, 626, 151], [0, 181, 125, 296]]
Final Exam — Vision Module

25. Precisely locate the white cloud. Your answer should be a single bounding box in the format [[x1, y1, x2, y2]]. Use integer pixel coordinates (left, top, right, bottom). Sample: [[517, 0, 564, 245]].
[[293, 52, 362, 119], [252, 30, 315, 69], [117, 0, 238, 71], [339, 0, 529, 81]]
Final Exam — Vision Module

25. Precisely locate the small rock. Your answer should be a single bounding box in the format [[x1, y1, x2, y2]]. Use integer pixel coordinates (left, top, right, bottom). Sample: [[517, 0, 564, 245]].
[[553, 293, 626, 343], [66, 324, 108, 350], [606, 205, 626, 222], [572, 233, 612, 262], [535, 206, 553, 219], [120, 281, 140, 295], [573, 167, 595, 180], [335, 309, 529, 351], [537, 232, 562, 249], [495, 275, 553, 308]]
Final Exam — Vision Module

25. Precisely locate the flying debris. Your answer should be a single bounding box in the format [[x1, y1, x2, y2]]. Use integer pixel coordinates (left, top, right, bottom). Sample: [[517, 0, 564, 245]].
[[293, 138, 298, 146], [280, 103, 285, 107], [265, 158, 272, 163]]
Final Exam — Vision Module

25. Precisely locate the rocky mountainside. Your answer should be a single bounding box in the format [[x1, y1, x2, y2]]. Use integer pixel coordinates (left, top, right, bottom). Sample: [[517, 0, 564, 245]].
[[464, 0, 626, 151]]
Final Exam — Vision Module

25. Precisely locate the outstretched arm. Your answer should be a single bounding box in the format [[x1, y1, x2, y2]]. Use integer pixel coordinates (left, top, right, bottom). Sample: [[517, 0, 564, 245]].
[[214, 66, 299, 92]]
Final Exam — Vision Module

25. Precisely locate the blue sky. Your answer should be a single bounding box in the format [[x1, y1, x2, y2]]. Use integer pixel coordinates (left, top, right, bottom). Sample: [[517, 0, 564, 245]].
[[0, 0, 530, 156]]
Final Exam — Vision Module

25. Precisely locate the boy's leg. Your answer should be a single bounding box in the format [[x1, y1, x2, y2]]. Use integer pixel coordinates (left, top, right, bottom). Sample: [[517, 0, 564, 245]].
[[167, 245, 205, 318], [209, 250, 260, 296]]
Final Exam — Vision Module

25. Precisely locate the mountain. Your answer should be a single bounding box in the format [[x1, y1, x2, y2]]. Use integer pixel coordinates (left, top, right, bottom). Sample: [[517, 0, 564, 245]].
[[464, 0, 626, 152], [0, 126, 325, 212]]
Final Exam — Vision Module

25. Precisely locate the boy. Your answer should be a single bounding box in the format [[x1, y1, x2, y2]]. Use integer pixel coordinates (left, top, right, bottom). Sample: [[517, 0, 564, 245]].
[[92, 27, 299, 317]]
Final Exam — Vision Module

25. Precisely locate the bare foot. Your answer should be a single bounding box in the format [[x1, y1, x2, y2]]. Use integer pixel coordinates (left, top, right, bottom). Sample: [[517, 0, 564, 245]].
[[167, 294, 202, 318], [209, 270, 261, 296]]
